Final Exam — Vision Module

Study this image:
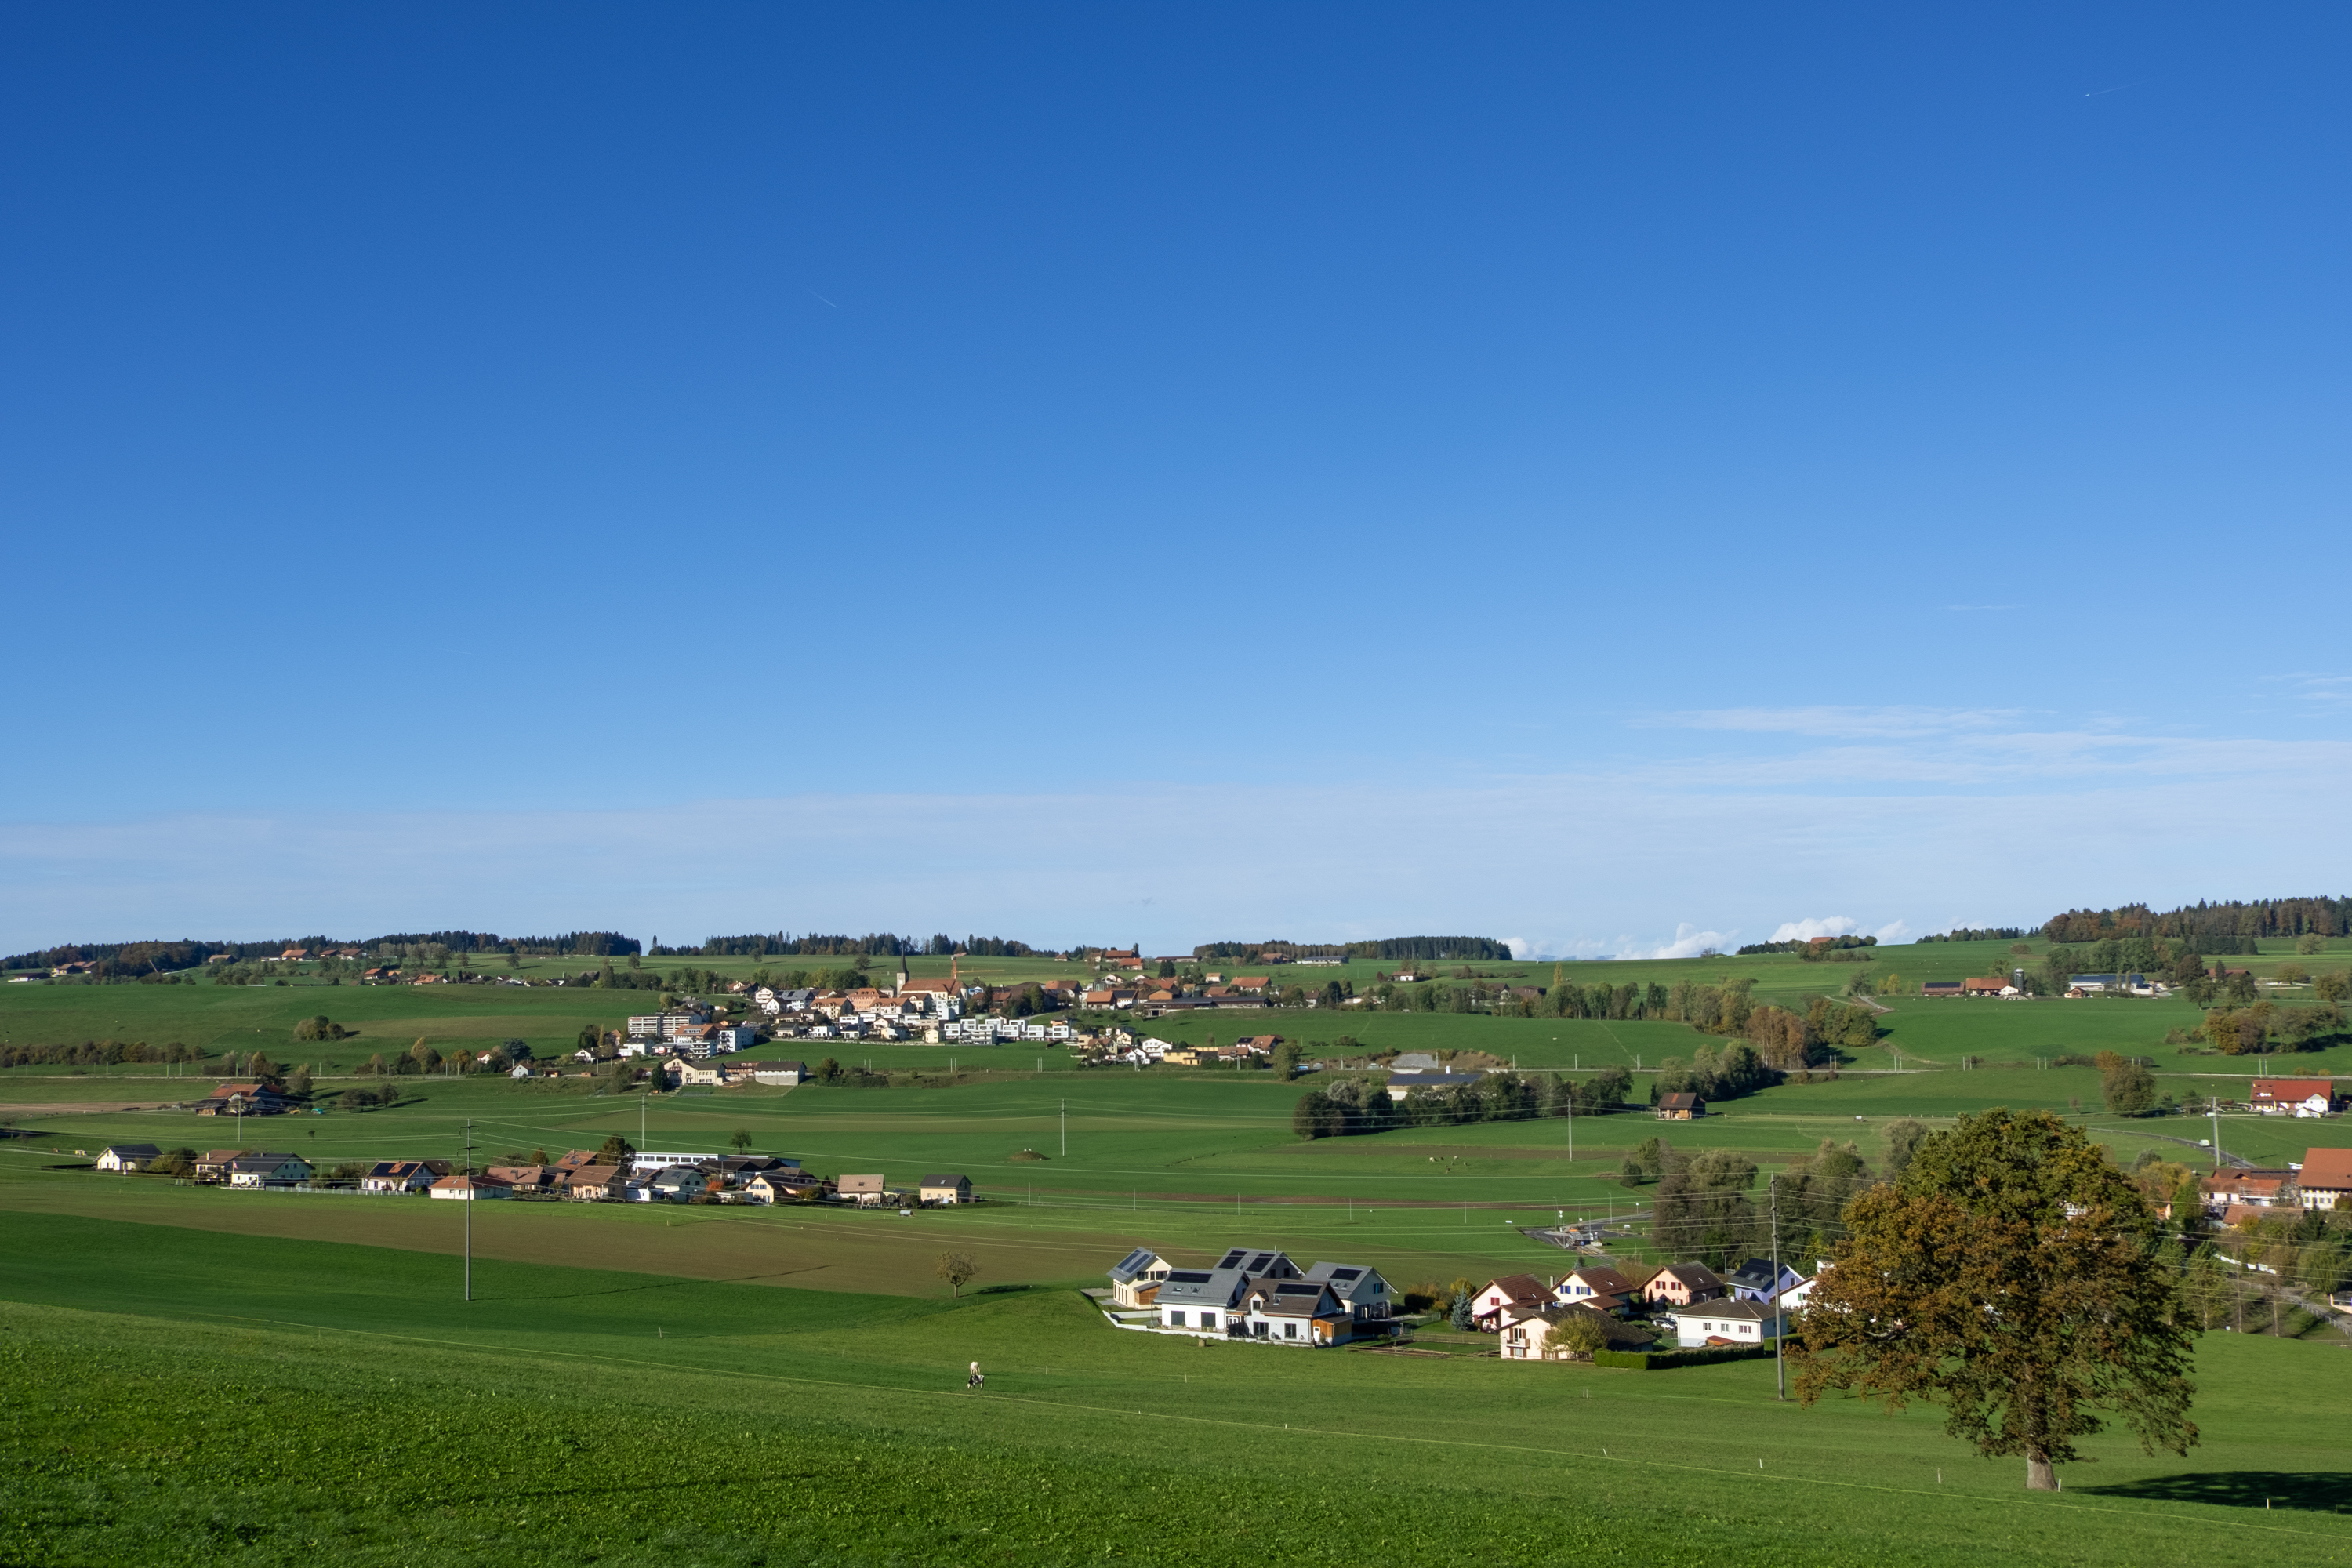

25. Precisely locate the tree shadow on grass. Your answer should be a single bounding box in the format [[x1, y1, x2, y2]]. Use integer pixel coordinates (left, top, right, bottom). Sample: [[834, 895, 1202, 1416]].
[[2079, 1472, 2352, 1514]]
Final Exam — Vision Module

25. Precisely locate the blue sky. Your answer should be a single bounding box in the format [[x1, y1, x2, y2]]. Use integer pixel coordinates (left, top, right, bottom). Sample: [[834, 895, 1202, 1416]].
[[3, 4, 2348, 956]]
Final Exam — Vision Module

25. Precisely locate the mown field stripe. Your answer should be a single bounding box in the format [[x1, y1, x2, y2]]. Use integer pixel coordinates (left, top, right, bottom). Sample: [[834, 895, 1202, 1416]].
[[24, 1296, 2339, 1548]]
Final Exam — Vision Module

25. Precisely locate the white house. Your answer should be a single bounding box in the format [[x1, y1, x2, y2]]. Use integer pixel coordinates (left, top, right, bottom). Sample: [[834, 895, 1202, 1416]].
[[1676, 1299, 1788, 1348], [94, 1144, 162, 1173], [429, 1172, 512, 1200], [226, 1152, 313, 1189], [361, 1160, 448, 1194]]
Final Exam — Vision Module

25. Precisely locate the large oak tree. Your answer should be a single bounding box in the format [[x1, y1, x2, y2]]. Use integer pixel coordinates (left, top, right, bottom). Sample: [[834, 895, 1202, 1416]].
[[1791, 1109, 2197, 1490]]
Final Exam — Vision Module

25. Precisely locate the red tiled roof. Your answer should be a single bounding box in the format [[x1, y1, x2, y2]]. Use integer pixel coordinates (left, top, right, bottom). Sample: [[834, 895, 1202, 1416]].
[[2302, 1148, 2352, 1190]]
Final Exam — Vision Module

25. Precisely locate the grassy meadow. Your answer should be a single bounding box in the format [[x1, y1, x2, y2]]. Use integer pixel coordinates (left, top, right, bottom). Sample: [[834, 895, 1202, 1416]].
[[6, 940, 2350, 1563], [5, 1212, 2350, 1567]]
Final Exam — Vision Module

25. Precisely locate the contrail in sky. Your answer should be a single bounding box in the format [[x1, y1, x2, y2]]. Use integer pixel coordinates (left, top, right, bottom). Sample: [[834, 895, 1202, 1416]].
[[2085, 78, 2155, 98], [810, 290, 840, 309]]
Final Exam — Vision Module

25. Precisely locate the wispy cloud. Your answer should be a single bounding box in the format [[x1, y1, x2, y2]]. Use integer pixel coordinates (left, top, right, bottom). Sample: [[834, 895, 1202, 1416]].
[[1648, 706, 2024, 739], [2267, 673, 2352, 705]]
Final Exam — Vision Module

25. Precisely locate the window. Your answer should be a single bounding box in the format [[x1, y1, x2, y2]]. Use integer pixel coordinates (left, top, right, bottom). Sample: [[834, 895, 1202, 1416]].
[[1285, 1322, 1298, 1339]]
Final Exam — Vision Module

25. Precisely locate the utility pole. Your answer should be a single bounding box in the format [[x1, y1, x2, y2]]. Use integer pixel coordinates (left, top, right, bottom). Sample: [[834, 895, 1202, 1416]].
[[1566, 1093, 1574, 1163], [1771, 1174, 1785, 1401], [1061, 1100, 1066, 1156], [464, 1118, 474, 1303], [2211, 1097, 2222, 1170]]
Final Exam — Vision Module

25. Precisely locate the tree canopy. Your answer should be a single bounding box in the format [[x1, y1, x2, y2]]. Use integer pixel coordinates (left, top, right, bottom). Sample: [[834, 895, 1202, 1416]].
[[1792, 1109, 2197, 1490]]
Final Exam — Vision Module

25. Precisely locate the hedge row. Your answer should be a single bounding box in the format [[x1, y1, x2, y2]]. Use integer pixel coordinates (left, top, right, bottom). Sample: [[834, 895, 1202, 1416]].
[[1592, 1342, 1778, 1370]]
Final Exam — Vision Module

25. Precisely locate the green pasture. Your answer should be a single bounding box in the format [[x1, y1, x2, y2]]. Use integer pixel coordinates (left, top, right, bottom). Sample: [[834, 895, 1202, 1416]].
[[3, 1213, 2349, 1567], [7, 1061, 2343, 1301]]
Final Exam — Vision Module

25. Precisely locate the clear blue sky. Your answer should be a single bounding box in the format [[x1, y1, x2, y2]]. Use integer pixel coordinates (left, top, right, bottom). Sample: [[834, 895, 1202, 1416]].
[[3, 4, 2347, 956]]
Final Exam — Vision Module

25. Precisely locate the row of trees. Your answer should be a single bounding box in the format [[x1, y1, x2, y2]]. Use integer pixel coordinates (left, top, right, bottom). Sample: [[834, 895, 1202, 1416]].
[[1291, 1067, 1635, 1140], [0, 1039, 201, 1069], [2197, 1002, 2348, 1054], [667, 933, 1035, 958]]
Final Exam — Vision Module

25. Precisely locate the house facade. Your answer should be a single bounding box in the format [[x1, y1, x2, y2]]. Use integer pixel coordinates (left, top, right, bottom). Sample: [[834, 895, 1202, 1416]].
[[1107, 1248, 1172, 1308], [225, 1152, 312, 1188], [1725, 1258, 1802, 1303], [2252, 1079, 2339, 1118], [1303, 1261, 1395, 1328], [2300, 1148, 2352, 1211], [1156, 1267, 1251, 1332], [95, 1144, 161, 1173], [1642, 1262, 1725, 1307], [1553, 1265, 1639, 1313], [837, 1174, 891, 1207], [1676, 1299, 1787, 1348], [361, 1160, 450, 1194], [1501, 1303, 1621, 1361], [1238, 1278, 1349, 1345], [1470, 1274, 1552, 1330], [429, 1172, 512, 1200], [920, 1174, 972, 1205]]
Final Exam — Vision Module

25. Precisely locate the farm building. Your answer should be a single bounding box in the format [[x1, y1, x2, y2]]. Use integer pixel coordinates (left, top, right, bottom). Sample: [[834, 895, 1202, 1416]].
[[1657, 1092, 1706, 1120], [94, 1144, 162, 1173], [2300, 1148, 2352, 1211], [2251, 1079, 2339, 1117]]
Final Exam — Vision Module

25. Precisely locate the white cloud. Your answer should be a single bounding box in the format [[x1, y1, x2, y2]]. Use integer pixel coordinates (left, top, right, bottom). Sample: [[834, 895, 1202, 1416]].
[[1872, 919, 1914, 944], [1771, 916, 1860, 942], [1614, 924, 1737, 960]]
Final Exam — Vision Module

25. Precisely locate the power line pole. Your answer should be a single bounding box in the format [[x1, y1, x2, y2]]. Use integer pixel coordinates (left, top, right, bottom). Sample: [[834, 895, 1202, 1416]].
[[464, 1117, 474, 1303], [1061, 1099, 1066, 1156], [1771, 1174, 1785, 1401]]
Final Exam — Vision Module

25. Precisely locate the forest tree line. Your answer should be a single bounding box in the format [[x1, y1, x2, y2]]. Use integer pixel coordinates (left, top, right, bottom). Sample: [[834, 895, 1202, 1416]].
[[2042, 896, 2351, 946]]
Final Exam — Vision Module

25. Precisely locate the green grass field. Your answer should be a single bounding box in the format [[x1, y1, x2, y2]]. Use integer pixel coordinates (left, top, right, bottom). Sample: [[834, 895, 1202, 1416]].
[[8, 942, 2351, 1565], [3, 1213, 2348, 1567]]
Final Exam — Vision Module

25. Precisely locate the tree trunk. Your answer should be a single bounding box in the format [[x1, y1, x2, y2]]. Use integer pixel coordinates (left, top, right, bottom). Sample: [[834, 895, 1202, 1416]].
[[2026, 1450, 2056, 1490]]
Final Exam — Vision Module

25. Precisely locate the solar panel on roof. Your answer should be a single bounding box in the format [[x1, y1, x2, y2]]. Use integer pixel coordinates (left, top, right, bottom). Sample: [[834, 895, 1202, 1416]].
[[1218, 1250, 1248, 1268], [1330, 1267, 1361, 1279]]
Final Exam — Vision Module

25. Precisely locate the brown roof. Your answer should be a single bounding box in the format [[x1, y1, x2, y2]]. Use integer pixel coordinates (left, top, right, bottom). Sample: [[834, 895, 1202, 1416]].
[[1655, 1262, 1726, 1290], [1482, 1273, 1549, 1305], [2201, 1171, 2287, 1197], [1563, 1265, 1639, 1296], [2302, 1148, 2352, 1190], [1659, 1092, 1704, 1109]]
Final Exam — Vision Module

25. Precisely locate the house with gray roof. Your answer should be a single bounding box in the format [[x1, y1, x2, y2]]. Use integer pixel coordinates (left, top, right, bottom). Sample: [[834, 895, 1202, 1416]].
[[651, 1165, 712, 1201], [1384, 1071, 1484, 1102], [1303, 1261, 1396, 1330], [1212, 1247, 1301, 1279], [1156, 1268, 1252, 1333], [1107, 1248, 1172, 1308], [1239, 1277, 1352, 1345]]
